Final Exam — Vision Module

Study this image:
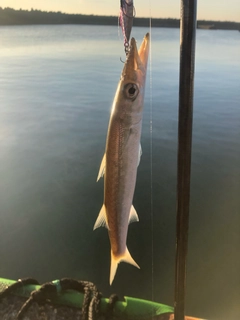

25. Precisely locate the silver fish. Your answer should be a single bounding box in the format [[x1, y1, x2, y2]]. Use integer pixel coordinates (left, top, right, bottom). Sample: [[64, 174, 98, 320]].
[[94, 33, 150, 285]]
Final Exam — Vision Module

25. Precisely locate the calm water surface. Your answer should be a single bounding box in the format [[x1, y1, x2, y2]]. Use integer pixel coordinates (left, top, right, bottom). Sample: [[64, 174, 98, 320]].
[[0, 25, 239, 319]]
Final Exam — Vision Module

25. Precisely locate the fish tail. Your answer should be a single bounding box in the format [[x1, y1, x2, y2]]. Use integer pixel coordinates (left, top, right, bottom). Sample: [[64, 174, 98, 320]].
[[110, 248, 140, 285]]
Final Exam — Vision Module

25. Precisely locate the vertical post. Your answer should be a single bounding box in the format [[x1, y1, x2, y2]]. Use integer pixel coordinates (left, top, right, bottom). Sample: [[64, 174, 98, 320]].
[[174, 1, 197, 320]]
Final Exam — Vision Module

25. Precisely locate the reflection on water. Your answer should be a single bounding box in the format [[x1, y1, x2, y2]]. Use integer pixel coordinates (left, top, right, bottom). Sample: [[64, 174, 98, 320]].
[[0, 25, 239, 319]]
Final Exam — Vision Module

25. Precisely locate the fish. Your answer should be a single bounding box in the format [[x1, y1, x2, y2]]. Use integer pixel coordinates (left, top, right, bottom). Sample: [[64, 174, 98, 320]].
[[94, 33, 150, 285], [119, 0, 135, 54]]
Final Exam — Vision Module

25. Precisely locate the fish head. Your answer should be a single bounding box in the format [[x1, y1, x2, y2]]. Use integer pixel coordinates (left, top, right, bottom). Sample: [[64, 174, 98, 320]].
[[118, 33, 150, 115]]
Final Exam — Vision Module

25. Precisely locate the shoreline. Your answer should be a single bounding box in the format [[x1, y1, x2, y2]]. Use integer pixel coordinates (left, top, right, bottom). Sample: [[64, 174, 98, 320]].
[[0, 8, 239, 30]]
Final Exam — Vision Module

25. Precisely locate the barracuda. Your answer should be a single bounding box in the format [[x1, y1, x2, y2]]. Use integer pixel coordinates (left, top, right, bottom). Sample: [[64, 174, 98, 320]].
[[94, 33, 150, 285]]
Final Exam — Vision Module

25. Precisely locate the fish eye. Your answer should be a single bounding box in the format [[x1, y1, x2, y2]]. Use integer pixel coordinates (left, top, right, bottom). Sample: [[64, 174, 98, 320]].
[[124, 83, 139, 100]]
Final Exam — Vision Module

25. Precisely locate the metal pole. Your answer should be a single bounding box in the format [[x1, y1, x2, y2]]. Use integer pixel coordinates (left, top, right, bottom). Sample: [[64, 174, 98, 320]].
[[174, 1, 197, 320]]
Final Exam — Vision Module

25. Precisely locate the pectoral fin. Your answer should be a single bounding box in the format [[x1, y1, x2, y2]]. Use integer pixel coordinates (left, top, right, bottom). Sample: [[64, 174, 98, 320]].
[[93, 204, 109, 230], [128, 205, 139, 224], [97, 153, 106, 181]]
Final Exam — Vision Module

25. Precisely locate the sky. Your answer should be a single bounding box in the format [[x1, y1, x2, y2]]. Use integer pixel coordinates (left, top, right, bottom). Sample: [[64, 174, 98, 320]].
[[1, 0, 240, 22]]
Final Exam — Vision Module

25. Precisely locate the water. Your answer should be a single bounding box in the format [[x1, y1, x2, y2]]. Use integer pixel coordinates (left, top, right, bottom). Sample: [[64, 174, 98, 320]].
[[0, 25, 239, 319]]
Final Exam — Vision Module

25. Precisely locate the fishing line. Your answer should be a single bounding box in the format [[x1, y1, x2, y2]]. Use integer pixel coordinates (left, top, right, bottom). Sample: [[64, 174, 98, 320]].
[[148, 0, 154, 307]]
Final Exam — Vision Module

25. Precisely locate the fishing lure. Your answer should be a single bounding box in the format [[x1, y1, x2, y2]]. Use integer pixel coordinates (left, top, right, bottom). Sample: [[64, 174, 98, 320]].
[[119, 0, 135, 54]]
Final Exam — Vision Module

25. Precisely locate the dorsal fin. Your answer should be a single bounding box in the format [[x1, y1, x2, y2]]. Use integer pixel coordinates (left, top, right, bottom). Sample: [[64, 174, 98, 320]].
[[128, 205, 139, 224]]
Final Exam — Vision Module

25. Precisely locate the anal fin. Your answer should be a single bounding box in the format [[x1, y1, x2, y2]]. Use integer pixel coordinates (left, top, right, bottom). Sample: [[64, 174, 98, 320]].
[[138, 143, 142, 166], [97, 153, 106, 182], [93, 204, 109, 230]]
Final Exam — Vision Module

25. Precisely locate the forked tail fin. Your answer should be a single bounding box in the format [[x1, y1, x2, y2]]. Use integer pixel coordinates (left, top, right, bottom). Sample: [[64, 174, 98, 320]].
[[110, 248, 140, 285]]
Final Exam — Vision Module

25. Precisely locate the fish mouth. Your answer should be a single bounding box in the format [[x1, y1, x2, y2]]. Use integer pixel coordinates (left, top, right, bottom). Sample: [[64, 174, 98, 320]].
[[123, 33, 150, 79]]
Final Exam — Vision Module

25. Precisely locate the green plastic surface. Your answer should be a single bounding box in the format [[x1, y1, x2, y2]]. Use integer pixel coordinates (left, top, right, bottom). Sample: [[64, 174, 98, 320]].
[[0, 278, 173, 316]]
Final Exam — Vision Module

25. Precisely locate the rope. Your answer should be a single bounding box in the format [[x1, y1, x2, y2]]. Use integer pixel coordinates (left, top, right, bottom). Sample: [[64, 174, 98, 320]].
[[0, 277, 119, 320], [105, 294, 119, 320]]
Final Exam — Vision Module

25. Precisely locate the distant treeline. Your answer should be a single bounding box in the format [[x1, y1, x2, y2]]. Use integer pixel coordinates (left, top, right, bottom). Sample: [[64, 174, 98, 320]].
[[0, 7, 240, 30]]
